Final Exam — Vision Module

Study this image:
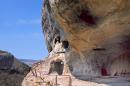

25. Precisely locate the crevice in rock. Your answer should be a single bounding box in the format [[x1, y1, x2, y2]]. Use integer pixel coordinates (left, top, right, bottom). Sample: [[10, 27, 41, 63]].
[[93, 48, 106, 51]]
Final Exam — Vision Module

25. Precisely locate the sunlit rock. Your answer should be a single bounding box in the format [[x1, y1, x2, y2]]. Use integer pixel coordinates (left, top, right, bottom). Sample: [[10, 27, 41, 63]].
[[23, 0, 130, 86]]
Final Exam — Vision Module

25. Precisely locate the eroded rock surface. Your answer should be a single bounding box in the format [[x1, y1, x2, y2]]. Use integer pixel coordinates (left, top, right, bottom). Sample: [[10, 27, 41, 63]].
[[0, 50, 30, 86], [23, 0, 130, 86]]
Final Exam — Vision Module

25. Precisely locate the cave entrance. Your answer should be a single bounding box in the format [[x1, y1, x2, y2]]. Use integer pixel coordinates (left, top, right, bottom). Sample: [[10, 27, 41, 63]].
[[55, 60, 64, 75], [62, 41, 69, 49], [49, 60, 64, 75]]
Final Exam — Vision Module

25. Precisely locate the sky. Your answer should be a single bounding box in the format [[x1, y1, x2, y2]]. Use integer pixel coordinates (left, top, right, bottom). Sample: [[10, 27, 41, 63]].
[[0, 0, 48, 60]]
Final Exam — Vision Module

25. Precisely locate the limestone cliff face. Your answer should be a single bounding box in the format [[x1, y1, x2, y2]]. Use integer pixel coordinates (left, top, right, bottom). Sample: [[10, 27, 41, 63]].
[[23, 0, 130, 86], [0, 50, 30, 86], [42, 0, 130, 77]]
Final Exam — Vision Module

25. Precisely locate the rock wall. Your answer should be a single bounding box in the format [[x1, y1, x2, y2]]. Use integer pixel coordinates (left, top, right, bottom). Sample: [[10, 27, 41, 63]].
[[22, 0, 130, 86], [42, 0, 130, 77]]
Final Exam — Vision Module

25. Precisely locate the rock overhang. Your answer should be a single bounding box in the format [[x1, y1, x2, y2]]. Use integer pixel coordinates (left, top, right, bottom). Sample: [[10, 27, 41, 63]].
[[43, 0, 130, 53]]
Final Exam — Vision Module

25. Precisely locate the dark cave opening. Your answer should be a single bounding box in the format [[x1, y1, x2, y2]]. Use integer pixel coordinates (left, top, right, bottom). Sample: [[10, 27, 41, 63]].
[[62, 41, 69, 49], [54, 36, 60, 44], [49, 60, 64, 75]]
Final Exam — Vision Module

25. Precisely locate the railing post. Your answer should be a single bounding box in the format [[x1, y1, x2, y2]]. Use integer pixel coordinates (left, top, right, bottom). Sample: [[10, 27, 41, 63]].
[[56, 75, 57, 86], [69, 75, 72, 86]]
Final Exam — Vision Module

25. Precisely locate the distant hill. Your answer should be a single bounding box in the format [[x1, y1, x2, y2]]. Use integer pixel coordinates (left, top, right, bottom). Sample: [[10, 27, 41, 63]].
[[0, 50, 30, 86], [20, 59, 38, 66]]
